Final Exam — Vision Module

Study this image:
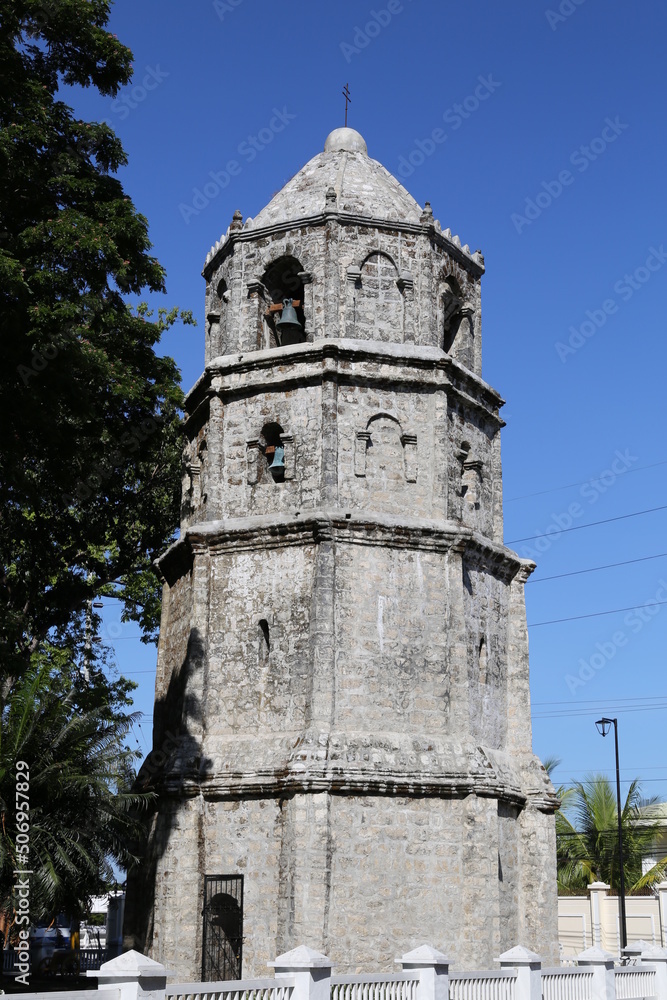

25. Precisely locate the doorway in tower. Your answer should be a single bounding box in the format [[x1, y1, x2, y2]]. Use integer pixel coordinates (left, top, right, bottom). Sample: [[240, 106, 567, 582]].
[[201, 875, 244, 981]]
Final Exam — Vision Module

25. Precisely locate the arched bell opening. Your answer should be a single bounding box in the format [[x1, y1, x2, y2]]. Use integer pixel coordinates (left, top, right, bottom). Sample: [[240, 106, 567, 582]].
[[439, 276, 464, 354], [205, 276, 229, 359], [259, 421, 285, 482], [262, 256, 306, 346]]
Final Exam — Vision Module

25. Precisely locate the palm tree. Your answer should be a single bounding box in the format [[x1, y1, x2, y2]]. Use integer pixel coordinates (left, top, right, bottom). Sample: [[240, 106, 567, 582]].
[[0, 660, 153, 939], [546, 761, 667, 894]]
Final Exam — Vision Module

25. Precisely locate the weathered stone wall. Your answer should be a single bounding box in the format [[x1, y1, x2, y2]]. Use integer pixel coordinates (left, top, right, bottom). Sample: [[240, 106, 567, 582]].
[[180, 343, 503, 532], [205, 220, 482, 368], [333, 542, 451, 735], [205, 543, 316, 735], [140, 786, 556, 979]]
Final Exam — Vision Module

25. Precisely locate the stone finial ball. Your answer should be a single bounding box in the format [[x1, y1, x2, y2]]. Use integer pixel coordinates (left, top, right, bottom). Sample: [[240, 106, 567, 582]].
[[324, 127, 368, 155]]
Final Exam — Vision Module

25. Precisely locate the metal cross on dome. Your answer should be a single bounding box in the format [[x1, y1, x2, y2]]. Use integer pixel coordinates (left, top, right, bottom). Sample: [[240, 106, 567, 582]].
[[342, 83, 351, 127]]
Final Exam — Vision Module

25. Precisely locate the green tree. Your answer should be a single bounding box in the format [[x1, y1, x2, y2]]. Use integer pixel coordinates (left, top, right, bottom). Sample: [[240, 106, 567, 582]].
[[549, 766, 667, 894], [0, 0, 194, 694], [0, 660, 152, 932]]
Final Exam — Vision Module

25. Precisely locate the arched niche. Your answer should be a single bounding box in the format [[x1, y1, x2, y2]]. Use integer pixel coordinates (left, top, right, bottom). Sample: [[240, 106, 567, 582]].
[[352, 251, 403, 342], [354, 413, 417, 483]]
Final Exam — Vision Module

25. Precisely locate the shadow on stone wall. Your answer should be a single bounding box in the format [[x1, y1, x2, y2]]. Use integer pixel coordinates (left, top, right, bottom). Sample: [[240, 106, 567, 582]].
[[123, 626, 205, 954]]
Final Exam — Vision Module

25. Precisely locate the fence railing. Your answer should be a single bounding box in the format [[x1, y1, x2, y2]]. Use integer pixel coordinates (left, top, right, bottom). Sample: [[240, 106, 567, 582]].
[[449, 969, 517, 1000], [2, 946, 108, 975], [166, 976, 295, 1000], [331, 970, 421, 1000], [4, 940, 667, 1000], [614, 965, 658, 1000], [541, 968, 595, 1000]]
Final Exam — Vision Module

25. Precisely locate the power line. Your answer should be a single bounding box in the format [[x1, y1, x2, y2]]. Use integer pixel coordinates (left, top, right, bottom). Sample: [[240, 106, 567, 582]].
[[529, 599, 667, 627], [506, 503, 667, 545], [533, 703, 667, 720], [505, 458, 667, 503], [529, 552, 667, 584], [533, 695, 667, 707]]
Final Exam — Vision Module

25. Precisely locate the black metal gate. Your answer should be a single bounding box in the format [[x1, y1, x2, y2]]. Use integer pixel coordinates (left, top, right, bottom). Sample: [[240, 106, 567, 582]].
[[201, 874, 244, 982]]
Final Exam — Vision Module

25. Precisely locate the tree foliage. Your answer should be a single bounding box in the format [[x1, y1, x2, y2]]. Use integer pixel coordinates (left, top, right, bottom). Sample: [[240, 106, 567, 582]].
[[0, 0, 194, 692], [0, 0, 194, 924], [549, 764, 667, 894], [0, 661, 152, 927]]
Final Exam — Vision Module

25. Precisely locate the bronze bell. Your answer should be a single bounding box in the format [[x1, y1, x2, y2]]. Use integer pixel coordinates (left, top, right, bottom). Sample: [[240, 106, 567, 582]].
[[275, 298, 303, 346], [267, 445, 285, 470]]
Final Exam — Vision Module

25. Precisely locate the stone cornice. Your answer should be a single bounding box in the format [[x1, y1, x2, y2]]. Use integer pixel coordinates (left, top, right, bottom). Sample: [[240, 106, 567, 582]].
[[156, 510, 526, 584], [184, 339, 505, 429], [154, 732, 557, 813], [202, 212, 484, 280]]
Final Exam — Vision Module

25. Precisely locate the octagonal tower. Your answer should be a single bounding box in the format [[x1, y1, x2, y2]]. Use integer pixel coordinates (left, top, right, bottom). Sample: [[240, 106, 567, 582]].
[[125, 128, 558, 978]]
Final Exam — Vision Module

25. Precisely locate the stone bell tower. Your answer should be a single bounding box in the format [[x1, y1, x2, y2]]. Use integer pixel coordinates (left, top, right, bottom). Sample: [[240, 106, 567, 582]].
[[124, 127, 558, 978]]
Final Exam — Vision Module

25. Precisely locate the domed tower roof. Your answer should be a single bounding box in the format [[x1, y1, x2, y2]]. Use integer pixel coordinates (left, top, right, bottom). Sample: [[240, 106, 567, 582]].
[[251, 127, 423, 228]]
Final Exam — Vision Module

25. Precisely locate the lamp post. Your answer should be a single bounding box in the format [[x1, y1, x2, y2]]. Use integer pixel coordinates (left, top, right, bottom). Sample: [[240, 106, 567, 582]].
[[595, 716, 627, 954]]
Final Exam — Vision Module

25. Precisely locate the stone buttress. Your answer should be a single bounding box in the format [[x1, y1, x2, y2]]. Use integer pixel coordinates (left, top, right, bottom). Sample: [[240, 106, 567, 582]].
[[124, 128, 559, 977]]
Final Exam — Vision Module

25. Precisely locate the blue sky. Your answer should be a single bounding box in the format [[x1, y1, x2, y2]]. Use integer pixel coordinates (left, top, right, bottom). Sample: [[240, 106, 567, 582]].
[[73, 0, 667, 800]]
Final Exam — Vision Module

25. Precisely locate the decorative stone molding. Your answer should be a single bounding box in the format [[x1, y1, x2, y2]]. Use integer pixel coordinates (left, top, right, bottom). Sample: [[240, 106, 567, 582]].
[[462, 459, 483, 507], [247, 277, 268, 299], [401, 432, 418, 482], [354, 431, 371, 476], [246, 438, 260, 484], [280, 432, 296, 480]]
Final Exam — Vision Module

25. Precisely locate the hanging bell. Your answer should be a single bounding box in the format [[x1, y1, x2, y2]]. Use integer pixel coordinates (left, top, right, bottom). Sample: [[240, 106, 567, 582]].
[[275, 298, 303, 346], [267, 445, 285, 470]]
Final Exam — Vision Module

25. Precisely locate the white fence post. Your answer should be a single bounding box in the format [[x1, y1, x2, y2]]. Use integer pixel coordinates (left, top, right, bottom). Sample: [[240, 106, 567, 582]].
[[576, 946, 616, 1000], [497, 946, 541, 1000], [639, 943, 667, 1000], [657, 883, 667, 948], [588, 882, 611, 950], [270, 945, 333, 1000], [398, 945, 450, 1000], [89, 949, 167, 1000]]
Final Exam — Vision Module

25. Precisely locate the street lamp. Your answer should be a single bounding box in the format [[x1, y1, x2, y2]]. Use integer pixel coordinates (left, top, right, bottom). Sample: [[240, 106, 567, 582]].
[[595, 716, 627, 954]]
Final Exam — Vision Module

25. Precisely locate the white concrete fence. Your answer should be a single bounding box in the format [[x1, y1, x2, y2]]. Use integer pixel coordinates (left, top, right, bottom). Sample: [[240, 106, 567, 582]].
[[10, 941, 667, 1000], [559, 882, 667, 957]]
